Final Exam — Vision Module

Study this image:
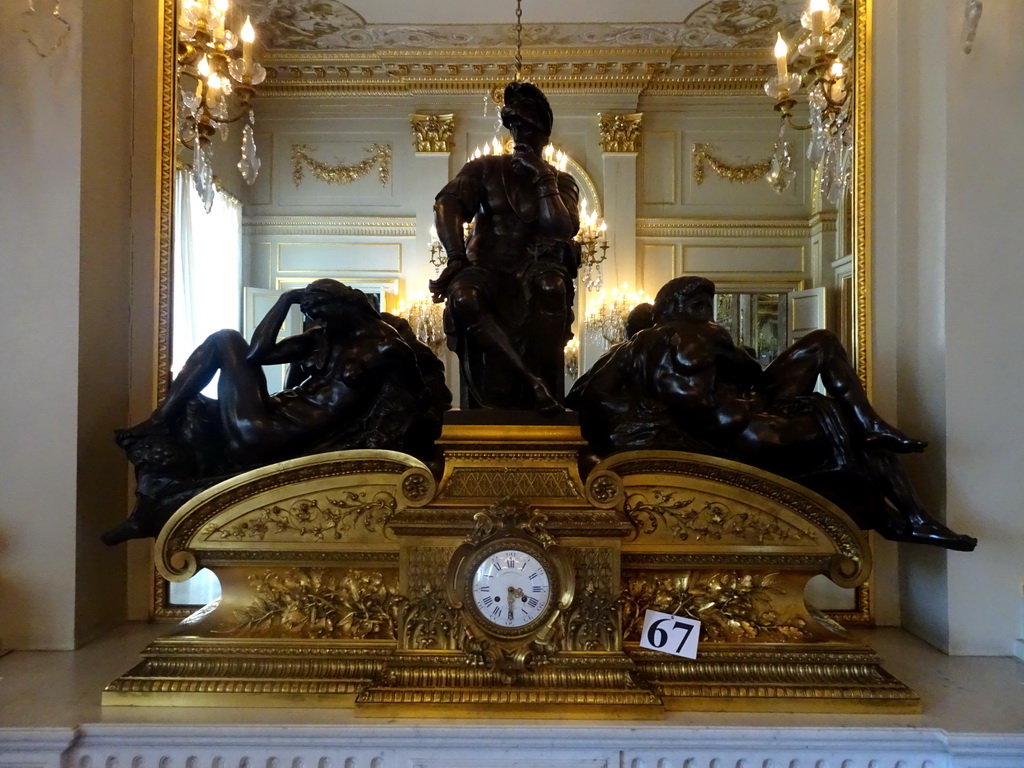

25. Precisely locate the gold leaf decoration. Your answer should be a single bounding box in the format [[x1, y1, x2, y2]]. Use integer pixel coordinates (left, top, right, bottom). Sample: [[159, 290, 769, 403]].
[[621, 571, 812, 643], [292, 143, 391, 187], [561, 549, 618, 652], [624, 489, 815, 545], [223, 568, 403, 639], [692, 143, 772, 185], [403, 547, 467, 651], [206, 492, 397, 542]]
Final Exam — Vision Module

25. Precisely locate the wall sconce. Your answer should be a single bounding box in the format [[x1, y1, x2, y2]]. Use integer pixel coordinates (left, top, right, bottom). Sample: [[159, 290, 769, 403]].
[[575, 199, 609, 292], [564, 338, 579, 378]]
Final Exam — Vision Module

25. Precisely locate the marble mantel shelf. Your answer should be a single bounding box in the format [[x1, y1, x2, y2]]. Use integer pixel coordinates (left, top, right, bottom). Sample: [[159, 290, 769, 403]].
[[1, 623, 1022, 768]]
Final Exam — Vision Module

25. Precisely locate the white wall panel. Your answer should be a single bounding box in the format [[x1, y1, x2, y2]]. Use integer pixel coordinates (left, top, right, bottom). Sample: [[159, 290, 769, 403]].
[[638, 242, 678, 293], [277, 242, 403, 274], [641, 131, 678, 205], [245, 241, 274, 287], [682, 245, 804, 274]]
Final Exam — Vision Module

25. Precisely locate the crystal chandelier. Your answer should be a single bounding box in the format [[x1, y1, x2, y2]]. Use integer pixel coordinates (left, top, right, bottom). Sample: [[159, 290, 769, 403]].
[[394, 293, 447, 355], [764, 0, 851, 203], [584, 285, 653, 347], [465, 138, 610, 291], [177, 0, 266, 212]]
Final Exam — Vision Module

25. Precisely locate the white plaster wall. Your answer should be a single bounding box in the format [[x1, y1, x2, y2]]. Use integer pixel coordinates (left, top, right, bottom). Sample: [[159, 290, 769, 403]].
[[941, 0, 1024, 656], [0, 1, 85, 649], [876, 0, 1024, 655], [0, 0, 134, 649], [75, 0, 134, 645], [125, 0, 167, 622]]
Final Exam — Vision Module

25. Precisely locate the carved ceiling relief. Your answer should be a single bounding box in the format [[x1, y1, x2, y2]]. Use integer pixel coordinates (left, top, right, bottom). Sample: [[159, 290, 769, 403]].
[[238, 1, 808, 52]]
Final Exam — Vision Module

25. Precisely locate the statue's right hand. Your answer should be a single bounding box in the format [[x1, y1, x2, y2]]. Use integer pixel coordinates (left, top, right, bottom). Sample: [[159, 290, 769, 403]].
[[428, 260, 465, 303], [281, 288, 306, 304]]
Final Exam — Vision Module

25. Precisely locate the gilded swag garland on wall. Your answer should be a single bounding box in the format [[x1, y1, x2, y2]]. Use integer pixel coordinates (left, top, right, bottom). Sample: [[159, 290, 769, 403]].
[[291, 143, 392, 187], [692, 143, 773, 185]]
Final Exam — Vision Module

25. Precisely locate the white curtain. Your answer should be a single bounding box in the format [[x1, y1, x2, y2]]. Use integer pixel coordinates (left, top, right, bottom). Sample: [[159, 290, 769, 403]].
[[167, 170, 240, 605], [172, 169, 243, 393]]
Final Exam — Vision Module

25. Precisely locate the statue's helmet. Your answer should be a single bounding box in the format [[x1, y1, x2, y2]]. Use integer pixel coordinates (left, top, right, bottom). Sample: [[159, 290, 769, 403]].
[[653, 276, 716, 323], [500, 80, 554, 137], [301, 279, 378, 320]]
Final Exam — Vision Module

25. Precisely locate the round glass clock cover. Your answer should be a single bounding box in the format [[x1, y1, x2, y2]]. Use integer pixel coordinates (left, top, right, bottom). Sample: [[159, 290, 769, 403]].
[[471, 549, 552, 629]]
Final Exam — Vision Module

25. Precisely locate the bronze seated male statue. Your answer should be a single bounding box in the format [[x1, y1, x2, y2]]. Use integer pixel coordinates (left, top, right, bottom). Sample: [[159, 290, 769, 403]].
[[567, 275, 977, 552], [429, 80, 581, 415], [104, 279, 451, 545]]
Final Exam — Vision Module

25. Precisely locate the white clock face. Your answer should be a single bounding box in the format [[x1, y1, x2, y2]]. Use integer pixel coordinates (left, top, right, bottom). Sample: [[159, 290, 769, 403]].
[[471, 549, 552, 629]]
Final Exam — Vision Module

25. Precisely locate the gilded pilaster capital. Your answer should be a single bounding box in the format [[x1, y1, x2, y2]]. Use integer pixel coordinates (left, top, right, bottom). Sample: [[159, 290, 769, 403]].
[[598, 112, 643, 153], [410, 113, 455, 153]]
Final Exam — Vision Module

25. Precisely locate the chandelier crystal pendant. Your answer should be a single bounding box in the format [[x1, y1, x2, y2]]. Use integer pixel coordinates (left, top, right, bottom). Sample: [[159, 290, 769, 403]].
[[177, 0, 266, 212], [764, 0, 851, 203]]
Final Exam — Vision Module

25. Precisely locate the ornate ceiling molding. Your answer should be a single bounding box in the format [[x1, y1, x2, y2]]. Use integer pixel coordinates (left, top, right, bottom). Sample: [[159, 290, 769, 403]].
[[241, 1, 828, 98], [257, 47, 776, 99], [238, 1, 807, 52]]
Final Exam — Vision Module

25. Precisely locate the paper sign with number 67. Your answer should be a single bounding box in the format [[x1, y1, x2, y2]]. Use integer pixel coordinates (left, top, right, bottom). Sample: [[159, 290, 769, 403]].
[[638, 610, 701, 659]]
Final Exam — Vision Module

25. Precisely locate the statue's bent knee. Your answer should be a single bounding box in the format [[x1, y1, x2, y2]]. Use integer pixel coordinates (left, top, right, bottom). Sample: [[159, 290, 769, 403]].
[[533, 272, 568, 314], [447, 284, 487, 325], [800, 328, 843, 354]]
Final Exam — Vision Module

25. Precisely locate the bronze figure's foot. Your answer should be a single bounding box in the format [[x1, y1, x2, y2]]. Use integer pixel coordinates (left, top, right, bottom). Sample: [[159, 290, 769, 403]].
[[101, 516, 147, 546], [897, 519, 978, 551], [531, 379, 565, 416], [863, 421, 928, 453]]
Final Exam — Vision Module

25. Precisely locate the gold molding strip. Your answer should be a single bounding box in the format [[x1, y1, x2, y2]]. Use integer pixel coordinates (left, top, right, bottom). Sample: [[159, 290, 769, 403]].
[[636, 218, 810, 239], [243, 215, 416, 237], [692, 143, 772, 186], [291, 143, 392, 187], [156, 0, 175, 405], [854, 0, 872, 389]]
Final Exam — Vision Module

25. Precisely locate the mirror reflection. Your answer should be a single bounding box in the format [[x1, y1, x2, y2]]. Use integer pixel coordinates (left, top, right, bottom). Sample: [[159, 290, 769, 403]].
[[162, 0, 867, 612]]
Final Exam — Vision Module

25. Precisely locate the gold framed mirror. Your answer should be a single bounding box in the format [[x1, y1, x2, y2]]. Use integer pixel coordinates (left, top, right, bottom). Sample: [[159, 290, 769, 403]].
[[146, 0, 872, 620]]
